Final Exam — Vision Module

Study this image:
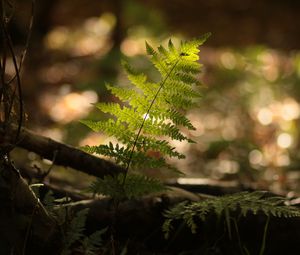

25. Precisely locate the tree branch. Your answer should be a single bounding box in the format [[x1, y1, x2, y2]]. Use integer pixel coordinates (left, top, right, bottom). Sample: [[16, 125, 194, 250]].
[[1, 124, 125, 178], [0, 159, 62, 254]]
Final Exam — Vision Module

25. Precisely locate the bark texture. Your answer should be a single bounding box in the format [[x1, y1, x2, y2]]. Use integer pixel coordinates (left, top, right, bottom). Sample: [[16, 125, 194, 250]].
[[0, 159, 62, 255], [0, 124, 125, 178]]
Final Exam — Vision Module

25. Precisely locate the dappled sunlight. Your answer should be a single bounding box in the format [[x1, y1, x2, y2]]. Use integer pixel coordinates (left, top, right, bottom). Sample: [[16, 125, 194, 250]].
[[20, 3, 300, 194], [259, 51, 280, 81], [45, 13, 115, 57], [220, 51, 237, 70], [39, 62, 80, 84], [40, 87, 98, 123], [281, 98, 300, 121], [254, 98, 300, 126], [45, 26, 70, 50], [121, 38, 147, 56], [6, 2, 300, 253], [248, 149, 264, 166], [277, 133, 293, 149], [221, 116, 238, 140], [276, 152, 290, 167], [37, 128, 64, 142], [79, 132, 107, 147], [186, 111, 205, 137], [217, 159, 240, 174], [204, 113, 221, 130], [204, 159, 240, 180], [177, 177, 238, 186], [257, 107, 273, 125], [171, 46, 300, 192]]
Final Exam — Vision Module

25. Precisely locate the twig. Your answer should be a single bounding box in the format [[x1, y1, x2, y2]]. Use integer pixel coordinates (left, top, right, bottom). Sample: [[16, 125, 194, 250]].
[[0, 123, 125, 178]]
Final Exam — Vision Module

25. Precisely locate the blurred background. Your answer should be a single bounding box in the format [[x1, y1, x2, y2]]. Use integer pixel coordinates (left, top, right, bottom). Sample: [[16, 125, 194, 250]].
[[9, 0, 300, 195]]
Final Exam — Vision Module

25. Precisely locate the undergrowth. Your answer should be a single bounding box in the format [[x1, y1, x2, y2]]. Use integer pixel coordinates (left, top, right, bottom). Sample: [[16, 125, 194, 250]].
[[78, 35, 300, 254], [163, 191, 300, 238]]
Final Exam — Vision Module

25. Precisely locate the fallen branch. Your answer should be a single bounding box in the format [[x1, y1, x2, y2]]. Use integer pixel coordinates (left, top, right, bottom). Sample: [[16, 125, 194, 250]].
[[0, 159, 62, 255], [64, 188, 300, 255], [1, 124, 125, 178]]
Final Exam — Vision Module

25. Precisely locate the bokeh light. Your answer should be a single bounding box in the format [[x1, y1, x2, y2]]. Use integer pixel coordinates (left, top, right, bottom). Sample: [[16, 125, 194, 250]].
[[257, 108, 273, 125], [277, 133, 293, 149]]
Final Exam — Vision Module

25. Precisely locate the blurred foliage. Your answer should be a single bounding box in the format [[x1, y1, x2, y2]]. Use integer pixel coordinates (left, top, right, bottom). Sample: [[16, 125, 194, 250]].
[[7, 0, 300, 194], [189, 46, 300, 192]]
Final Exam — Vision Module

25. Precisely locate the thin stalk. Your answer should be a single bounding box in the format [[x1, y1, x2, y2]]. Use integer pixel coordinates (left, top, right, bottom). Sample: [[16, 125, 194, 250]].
[[259, 215, 270, 255], [0, 0, 7, 121], [121, 57, 180, 184], [7, 0, 35, 84], [2, 18, 23, 142]]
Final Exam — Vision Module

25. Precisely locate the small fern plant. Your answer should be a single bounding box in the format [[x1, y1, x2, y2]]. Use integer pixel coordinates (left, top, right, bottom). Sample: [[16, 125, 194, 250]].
[[40, 189, 106, 255], [61, 208, 107, 255], [163, 191, 300, 239], [81, 33, 211, 200]]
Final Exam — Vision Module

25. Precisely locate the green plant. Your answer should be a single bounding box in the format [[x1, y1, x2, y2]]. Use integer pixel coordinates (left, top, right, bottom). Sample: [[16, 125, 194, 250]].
[[61, 208, 107, 255], [33, 187, 106, 255], [81, 36, 300, 254], [163, 191, 300, 240], [81, 33, 211, 199]]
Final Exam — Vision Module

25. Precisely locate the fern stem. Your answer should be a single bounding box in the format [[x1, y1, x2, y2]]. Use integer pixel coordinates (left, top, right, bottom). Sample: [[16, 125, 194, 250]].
[[259, 215, 270, 255], [122, 58, 180, 184]]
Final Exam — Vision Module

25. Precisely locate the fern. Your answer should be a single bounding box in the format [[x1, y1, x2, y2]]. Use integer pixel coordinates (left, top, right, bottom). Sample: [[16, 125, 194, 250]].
[[82, 34, 210, 198], [80, 227, 107, 255], [61, 208, 107, 255], [62, 208, 90, 255], [42, 190, 56, 213], [78, 35, 300, 252], [163, 191, 300, 238], [87, 173, 167, 200]]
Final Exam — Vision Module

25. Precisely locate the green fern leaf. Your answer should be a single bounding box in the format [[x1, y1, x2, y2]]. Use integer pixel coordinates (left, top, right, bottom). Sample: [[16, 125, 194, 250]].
[[88, 173, 166, 200], [124, 174, 167, 199], [145, 41, 157, 56], [80, 228, 107, 255], [167, 39, 176, 54], [163, 191, 300, 237], [62, 208, 89, 255], [81, 35, 210, 200]]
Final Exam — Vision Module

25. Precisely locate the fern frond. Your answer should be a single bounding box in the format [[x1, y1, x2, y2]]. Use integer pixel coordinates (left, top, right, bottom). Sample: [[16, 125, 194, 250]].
[[62, 208, 89, 255], [81, 227, 107, 255], [174, 72, 200, 85], [124, 174, 168, 199], [88, 174, 124, 199], [165, 109, 196, 130], [163, 191, 300, 237], [145, 41, 157, 56], [81, 35, 210, 188], [81, 119, 134, 144], [95, 103, 143, 129], [80, 119, 103, 132], [164, 79, 202, 98], [167, 39, 176, 54], [162, 92, 195, 110], [78, 35, 300, 252], [88, 173, 166, 200], [179, 33, 211, 59], [83, 142, 172, 169], [82, 143, 129, 166], [143, 120, 188, 141], [135, 135, 185, 159], [176, 61, 202, 74]]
